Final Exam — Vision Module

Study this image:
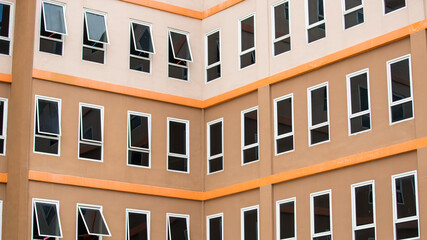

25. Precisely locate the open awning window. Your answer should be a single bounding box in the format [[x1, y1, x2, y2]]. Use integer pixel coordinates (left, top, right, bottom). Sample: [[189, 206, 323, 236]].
[[168, 30, 193, 62], [33, 201, 63, 238], [78, 206, 111, 237], [36, 98, 60, 136], [42, 1, 67, 35], [84, 11, 109, 44], [131, 22, 155, 54]]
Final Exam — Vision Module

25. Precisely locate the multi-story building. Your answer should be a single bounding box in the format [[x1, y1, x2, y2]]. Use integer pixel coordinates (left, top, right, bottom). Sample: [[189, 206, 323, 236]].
[[0, 0, 426, 239]]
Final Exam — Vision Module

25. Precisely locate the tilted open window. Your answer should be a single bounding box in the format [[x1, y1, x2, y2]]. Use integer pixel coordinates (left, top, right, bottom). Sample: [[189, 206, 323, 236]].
[[82, 10, 108, 64], [168, 30, 192, 81], [77, 204, 111, 239], [167, 213, 190, 240], [34, 96, 61, 155], [32, 199, 62, 240], [39, 1, 67, 55], [129, 21, 154, 73], [79, 103, 103, 161], [128, 111, 151, 168]]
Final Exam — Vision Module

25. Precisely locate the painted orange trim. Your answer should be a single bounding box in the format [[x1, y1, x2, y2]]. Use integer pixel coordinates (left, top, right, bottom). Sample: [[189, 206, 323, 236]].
[[28, 137, 427, 200], [202, 0, 244, 18], [32, 69, 204, 108], [0, 173, 7, 183], [0, 73, 12, 83]]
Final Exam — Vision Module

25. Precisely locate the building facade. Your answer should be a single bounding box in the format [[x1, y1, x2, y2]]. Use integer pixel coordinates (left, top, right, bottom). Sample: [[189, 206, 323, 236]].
[[0, 0, 427, 239]]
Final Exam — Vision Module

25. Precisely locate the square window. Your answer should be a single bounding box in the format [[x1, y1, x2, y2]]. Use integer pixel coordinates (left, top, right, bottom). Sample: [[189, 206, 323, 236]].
[[39, 1, 67, 55], [342, 0, 364, 29], [351, 181, 376, 240], [126, 209, 150, 240], [167, 213, 190, 240], [129, 21, 154, 73], [207, 118, 223, 174], [207, 213, 223, 240], [276, 198, 296, 240], [34, 96, 61, 155], [168, 30, 191, 81], [306, 0, 326, 43], [205, 30, 221, 82], [346, 69, 371, 135], [239, 14, 256, 69], [308, 83, 329, 146], [167, 118, 189, 173], [241, 107, 259, 165], [82, 10, 108, 64], [272, 1, 291, 56], [274, 94, 294, 155], [79, 103, 103, 161], [310, 190, 332, 240], [0, 2, 12, 55], [384, 0, 406, 14], [0, 98, 7, 155], [32, 199, 62, 240], [241, 205, 259, 240], [127, 111, 151, 168], [77, 204, 111, 239]]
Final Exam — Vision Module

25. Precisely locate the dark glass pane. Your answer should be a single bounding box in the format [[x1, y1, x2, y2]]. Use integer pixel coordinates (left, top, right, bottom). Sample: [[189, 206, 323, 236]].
[[170, 31, 192, 61], [279, 201, 295, 239], [38, 99, 59, 135], [85, 12, 108, 43], [78, 212, 99, 240], [169, 121, 186, 155], [169, 216, 189, 240], [132, 23, 153, 53], [0, 101, 4, 135], [311, 126, 329, 145], [244, 110, 258, 146], [350, 73, 369, 114], [83, 47, 104, 64], [128, 150, 149, 167], [308, 0, 324, 24], [80, 208, 109, 235], [168, 40, 186, 66], [240, 16, 254, 52], [130, 57, 150, 73], [384, 0, 406, 14], [391, 59, 411, 102], [277, 98, 292, 135], [391, 101, 413, 123], [308, 23, 326, 43], [0, 4, 10, 37], [128, 212, 148, 240], [209, 216, 222, 240], [240, 51, 256, 68], [313, 236, 332, 240], [311, 86, 328, 125], [39, 38, 62, 55], [169, 65, 188, 81], [0, 39, 8, 55], [345, 0, 362, 10], [355, 227, 375, 240], [168, 156, 187, 172], [243, 146, 258, 164], [274, 37, 291, 56], [396, 220, 418, 240], [209, 156, 223, 173], [35, 137, 59, 155], [130, 115, 149, 149], [244, 209, 258, 240], [355, 184, 374, 226], [274, 2, 290, 38], [207, 65, 221, 82], [345, 9, 364, 29], [207, 31, 220, 65], [130, 34, 150, 57], [0, 139, 4, 154], [43, 2, 66, 34], [276, 136, 293, 154], [313, 194, 330, 234], [395, 175, 417, 219], [79, 143, 102, 160], [81, 107, 102, 141], [40, 10, 62, 40], [350, 114, 370, 134], [209, 121, 222, 156], [35, 202, 61, 237]]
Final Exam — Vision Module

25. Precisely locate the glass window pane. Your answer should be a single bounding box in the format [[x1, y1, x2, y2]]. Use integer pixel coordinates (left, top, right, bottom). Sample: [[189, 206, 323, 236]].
[[350, 114, 370, 134], [308, 0, 324, 25], [35, 202, 61, 237], [0, 4, 10, 38], [355, 227, 375, 240], [79, 143, 102, 160], [85, 12, 108, 43], [345, 0, 362, 10], [350, 73, 369, 114], [130, 57, 150, 73], [43, 2, 66, 34], [169, 31, 192, 61], [313, 194, 330, 234], [81, 107, 102, 141], [207, 31, 220, 66], [240, 16, 254, 52], [395, 175, 417, 219], [308, 23, 325, 43], [82, 47, 104, 64], [355, 184, 374, 226], [311, 126, 329, 145], [169, 121, 186, 155], [311, 86, 328, 125], [207, 65, 221, 82], [209, 216, 222, 240], [209, 122, 222, 157], [391, 101, 413, 123], [79, 208, 110, 235], [344, 9, 364, 29], [0, 39, 9, 55], [243, 146, 258, 164], [132, 23, 154, 54], [396, 220, 418, 240], [130, 114, 149, 149], [390, 59, 411, 102], [240, 51, 256, 69], [277, 98, 292, 136], [209, 156, 223, 173], [244, 209, 258, 240], [38, 99, 60, 135], [244, 110, 257, 146], [274, 2, 290, 39], [168, 216, 189, 240], [39, 38, 62, 55], [384, 0, 406, 14], [128, 212, 148, 240], [0, 101, 4, 136], [279, 201, 295, 239], [276, 136, 293, 154], [128, 150, 149, 167], [35, 137, 59, 155], [169, 65, 188, 81], [168, 156, 188, 172], [313, 236, 332, 240], [274, 37, 291, 56]]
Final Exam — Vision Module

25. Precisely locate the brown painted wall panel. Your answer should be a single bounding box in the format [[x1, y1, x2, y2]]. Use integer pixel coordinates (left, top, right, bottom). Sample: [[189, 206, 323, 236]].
[[0, 83, 10, 174]]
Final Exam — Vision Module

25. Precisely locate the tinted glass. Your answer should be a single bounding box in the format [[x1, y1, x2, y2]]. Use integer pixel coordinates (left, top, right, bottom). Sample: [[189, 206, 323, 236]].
[[0, 101, 4, 136], [311, 86, 328, 125], [43, 2, 66, 34], [0, 4, 10, 38], [390, 59, 411, 102], [355, 184, 374, 226], [170, 31, 192, 61], [355, 227, 375, 240], [350, 114, 370, 134], [279, 201, 295, 239], [311, 126, 329, 145], [168, 156, 187, 172], [168, 216, 188, 240], [396, 220, 418, 240], [344, 9, 364, 29], [130, 114, 149, 149], [132, 23, 154, 53], [169, 121, 186, 155], [244, 209, 258, 240], [350, 73, 369, 114], [384, 0, 406, 14], [130, 57, 150, 73], [80, 208, 109, 235], [207, 65, 221, 82], [209, 216, 222, 240], [244, 110, 257, 146], [243, 146, 258, 164], [35, 137, 59, 155], [308, 0, 324, 25], [209, 156, 223, 173], [38, 99, 59, 135], [77, 212, 99, 240], [276, 136, 293, 154], [128, 212, 148, 240], [169, 65, 188, 81], [395, 175, 417, 219], [277, 98, 292, 135], [313, 236, 332, 240], [391, 101, 413, 123], [308, 23, 325, 43], [0, 39, 9, 55], [274, 37, 291, 56], [274, 2, 290, 39], [345, 0, 362, 10], [128, 150, 149, 167], [240, 51, 256, 68], [85, 12, 108, 43], [81, 107, 102, 141], [313, 194, 330, 234], [207, 31, 220, 65], [79, 143, 102, 160], [83, 47, 104, 64], [35, 202, 61, 237], [39, 38, 62, 55], [209, 121, 222, 156], [240, 16, 254, 51]]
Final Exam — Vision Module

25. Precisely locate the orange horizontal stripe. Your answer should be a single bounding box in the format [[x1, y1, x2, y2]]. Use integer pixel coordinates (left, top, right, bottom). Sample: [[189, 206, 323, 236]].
[[28, 137, 427, 200], [0, 73, 12, 83], [202, 0, 244, 18], [0, 173, 7, 183]]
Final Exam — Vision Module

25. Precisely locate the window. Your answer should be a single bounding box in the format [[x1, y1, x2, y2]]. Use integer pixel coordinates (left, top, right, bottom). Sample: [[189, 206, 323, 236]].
[[78, 103, 103, 161], [0, 2, 12, 55], [167, 213, 190, 240], [387, 54, 413, 124], [276, 198, 296, 240], [351, 181, 376, 240], [308, 83, 329, 146], [0, 200, 2, 240], [77, 204, 111, 239], [0, 98, 7, 155], [384, 0, 406, 14], [205, 30, 221, 82], [239, 13, 256, 69], [207, 118, 223, 174], [306, 0, 326, 43], [310, 190, 332, 240], [127, 111, 151, 168], [207, 213, 223, 240], [346, 69, 371, 135], [241, 205, 259, 240], [32, 199, 62, 240], [168, 29, 192, 81], [392, 171, 419, 240], [82, 10, 109, 64], [274, 94, 294, 155], [34, 96, 61, 155], [241, 107, 258, 165], [342, 0, 364, 29], [167, 118, 189, 173], [129, 20, 154, 73], [126, 209, 150, 240], [272, 1, 291, 56], [39, 1, 67, 55]]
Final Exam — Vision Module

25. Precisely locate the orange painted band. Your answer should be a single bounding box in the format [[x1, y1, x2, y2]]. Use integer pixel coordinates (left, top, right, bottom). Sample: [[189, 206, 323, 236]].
[[28, 137, 427, 200], [0, 173, 7, 183], [0, 73, 12, 83]]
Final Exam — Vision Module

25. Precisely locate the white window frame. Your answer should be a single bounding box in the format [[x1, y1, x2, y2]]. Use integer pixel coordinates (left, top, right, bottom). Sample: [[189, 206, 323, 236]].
[[271, 0, 291, 57], [206, 213, 224, 240], [351, 180, 376, 240], [386, 54, 414, 125], [205, 28, 221, 83], [274, 93, 294, 155], [166, 213, 190, 240], [383, 0, 407, 15], [310, 189, 333, 240], [238, 13, 256, 70], [241, 205, 259, 240], [129, 19, 154, 74], [167, 117, 190, 173], [167, 29, 191, 81], [0, 200, 2, 240], [127, 111, 151, 168], [32, 198, 62, 240], [307, 82, 330, 146], [78, 102, 104, 162], [207, 118, 224, 175], [34, 95, 61, 156], [39, 1, 66, 55], [241, 106, 259, 165], [41, 0, 67, 35], [391, 171, 419, 240], [0, 1, 13, 56], [126, 208, 150, 240], [83, 9, 109, 44], [168, 29, 193, 62], [0, 98, 7, 156], [346, 68, 371, 136], [76, 203, 111, 239], [305, 0, 326, 44], [341, 0, 364, 30], [276, 197, 296, 240], [82, 9, 107, 64]]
